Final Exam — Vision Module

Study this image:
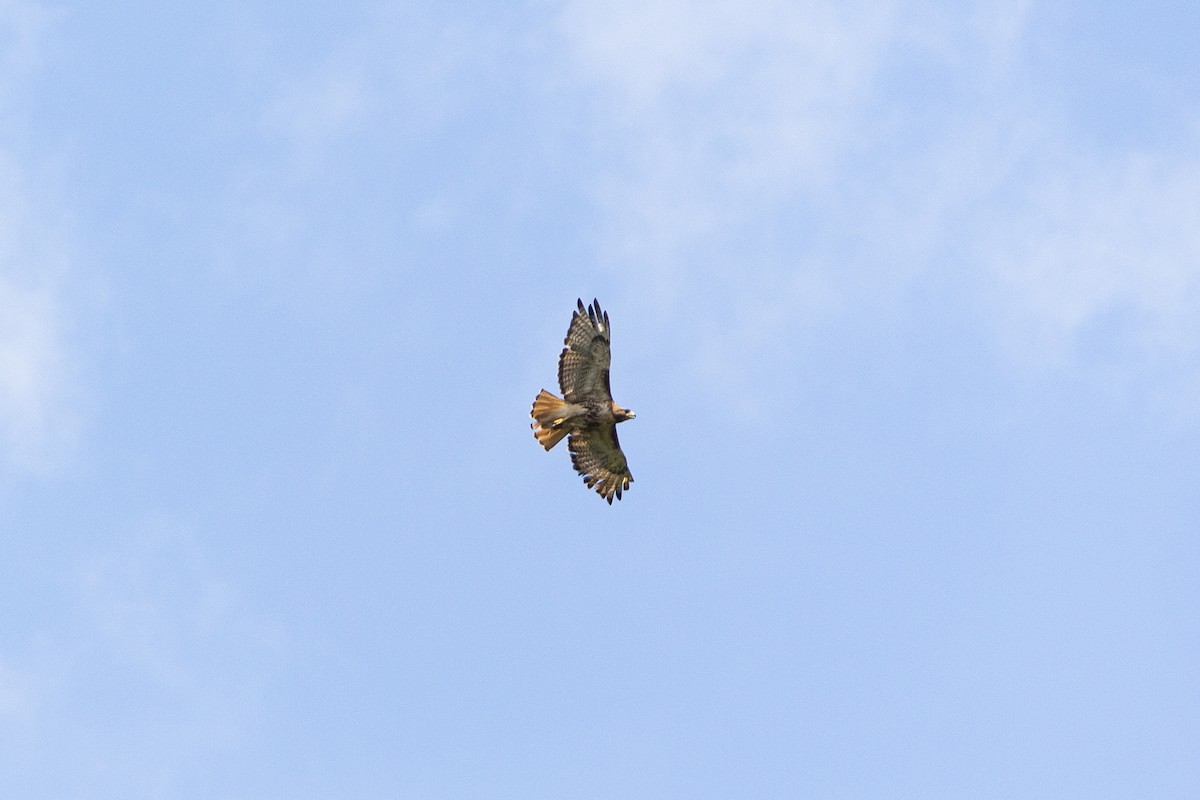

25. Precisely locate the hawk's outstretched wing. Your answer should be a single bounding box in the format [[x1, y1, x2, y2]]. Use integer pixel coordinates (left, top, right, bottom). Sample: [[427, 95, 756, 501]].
[[558, 298, 613, 403], [568, 427, 633, 505]]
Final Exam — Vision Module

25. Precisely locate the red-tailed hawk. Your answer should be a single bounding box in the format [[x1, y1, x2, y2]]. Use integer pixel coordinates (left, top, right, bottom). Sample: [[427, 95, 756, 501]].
[[531, 298, 635, 503]]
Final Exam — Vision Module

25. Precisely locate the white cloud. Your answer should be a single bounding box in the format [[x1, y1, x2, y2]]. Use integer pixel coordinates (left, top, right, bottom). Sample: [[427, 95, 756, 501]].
[[0, 274, 74, 470], [981, 147, 1200, 368], [559, 0, 892, 109], [0, 660, 34, 721], [0, 1, 79, 475], [558, 0, 897, 276], [0, 144, 79, 475], [0, 518, 282, 794], [68, 520, 282, 788], [251, 6, 492, 168], [213, 7, 493, 297], [261, 63, 368, 171], [556, 0, 1200, 398], [77, 519, 280, 701], [552, 0, 1023, 393], [553, 0, 1046, 269], [0, 0, 56, 100]]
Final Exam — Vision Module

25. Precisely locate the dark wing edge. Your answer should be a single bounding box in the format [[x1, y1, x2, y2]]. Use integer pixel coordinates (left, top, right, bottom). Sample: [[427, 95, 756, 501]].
[[557, 298, 613, 402], [567, 426, 633, 504]]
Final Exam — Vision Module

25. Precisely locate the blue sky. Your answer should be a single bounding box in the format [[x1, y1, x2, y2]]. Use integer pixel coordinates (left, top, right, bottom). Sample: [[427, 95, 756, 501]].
[[2, 1, 1198, 797]]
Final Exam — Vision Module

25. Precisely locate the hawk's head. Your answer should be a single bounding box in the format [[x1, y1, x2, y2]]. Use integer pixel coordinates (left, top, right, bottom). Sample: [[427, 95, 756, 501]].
[[613, 404, 635, 423]]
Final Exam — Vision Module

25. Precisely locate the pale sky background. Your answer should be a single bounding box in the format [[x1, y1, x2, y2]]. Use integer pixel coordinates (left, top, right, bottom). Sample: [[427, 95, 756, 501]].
[[2, 1, 1198, 797]]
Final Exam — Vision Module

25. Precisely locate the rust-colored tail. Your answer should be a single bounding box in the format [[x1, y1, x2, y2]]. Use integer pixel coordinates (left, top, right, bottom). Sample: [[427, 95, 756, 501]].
[[531, 389, 570, 450]]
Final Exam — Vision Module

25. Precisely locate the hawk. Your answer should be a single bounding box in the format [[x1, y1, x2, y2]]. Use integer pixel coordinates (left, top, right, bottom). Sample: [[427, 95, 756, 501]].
[[531, 298, 635, 503]]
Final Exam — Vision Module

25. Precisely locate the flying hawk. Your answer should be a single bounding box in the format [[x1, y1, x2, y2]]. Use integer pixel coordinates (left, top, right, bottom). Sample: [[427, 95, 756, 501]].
[[531, 298, 635, 503]]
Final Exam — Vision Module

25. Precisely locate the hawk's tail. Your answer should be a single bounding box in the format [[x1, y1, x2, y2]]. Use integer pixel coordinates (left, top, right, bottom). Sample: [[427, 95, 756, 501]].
[[531, 389, 569, 451]]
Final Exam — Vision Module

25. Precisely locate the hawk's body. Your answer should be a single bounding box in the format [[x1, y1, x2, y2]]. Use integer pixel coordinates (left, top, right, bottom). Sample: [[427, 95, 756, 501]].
[[531, 298, 635, 503]]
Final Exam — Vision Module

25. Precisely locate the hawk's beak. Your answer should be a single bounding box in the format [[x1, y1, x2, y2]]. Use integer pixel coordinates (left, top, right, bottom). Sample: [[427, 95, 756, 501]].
[[628, 411, 636, 420]]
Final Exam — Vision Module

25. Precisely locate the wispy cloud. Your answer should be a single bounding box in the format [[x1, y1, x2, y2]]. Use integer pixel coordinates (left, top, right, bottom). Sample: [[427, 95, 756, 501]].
[[0, 270, 76, 473], [0, 0, 80, 475], [552, 0, 1009, 394], [0, 518, 281, 794], [0, 0, 56, 101], [212, 6, 494, 297], [557, 0, 896, 278], [555, 0, 1200, 398], [979, 147, 1200, 367], [0, 659, 34, 721], [261, 63, 368, 172], [75, 519, 280, 702]]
